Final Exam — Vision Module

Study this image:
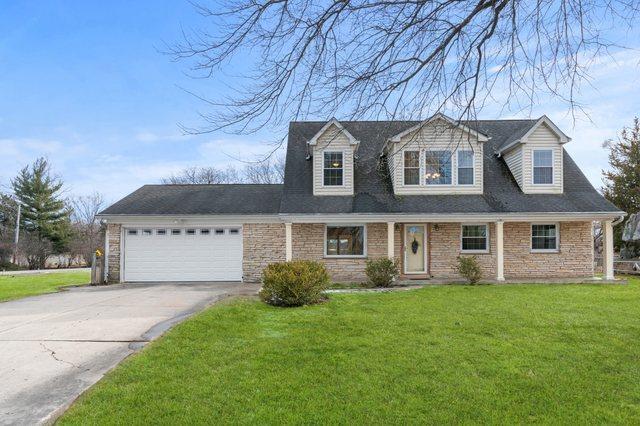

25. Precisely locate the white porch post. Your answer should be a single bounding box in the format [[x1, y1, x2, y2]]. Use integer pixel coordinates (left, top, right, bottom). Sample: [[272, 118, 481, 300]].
[[496, 220, 505, 281], [387, 222, 395, 259], [603, 220, 615, 280], [285, 222, 293, 261]]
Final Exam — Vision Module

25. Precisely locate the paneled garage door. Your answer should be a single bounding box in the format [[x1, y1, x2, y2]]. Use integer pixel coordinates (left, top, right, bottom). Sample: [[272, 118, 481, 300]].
[[122, 226, 243, 282]]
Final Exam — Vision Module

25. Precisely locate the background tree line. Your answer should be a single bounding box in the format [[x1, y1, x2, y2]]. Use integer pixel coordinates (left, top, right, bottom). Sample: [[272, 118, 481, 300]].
[[0, 156, 285, 271], [0, 158, 105, 270]]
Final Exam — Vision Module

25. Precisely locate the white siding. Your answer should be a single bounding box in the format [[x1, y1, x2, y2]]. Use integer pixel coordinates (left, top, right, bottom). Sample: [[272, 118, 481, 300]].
[[388, 118, 483, 194], [312, 123, 355, 196], [521, 123, 564, 194], [503, 146, 523, 189]]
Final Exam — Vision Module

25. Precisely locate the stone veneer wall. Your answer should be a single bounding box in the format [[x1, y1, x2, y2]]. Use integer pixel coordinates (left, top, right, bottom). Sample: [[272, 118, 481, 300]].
[[503, 221, 593, 278], [429, 221, 593, 279], [429, 223, 497, 278], [106, 223, 121, 283], [291, 223, 402, 282], [242, 223, 286, 283]]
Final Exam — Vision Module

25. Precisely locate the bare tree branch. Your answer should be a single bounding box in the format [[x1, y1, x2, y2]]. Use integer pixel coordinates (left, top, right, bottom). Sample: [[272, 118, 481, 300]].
[[171, 0, 640, 138]]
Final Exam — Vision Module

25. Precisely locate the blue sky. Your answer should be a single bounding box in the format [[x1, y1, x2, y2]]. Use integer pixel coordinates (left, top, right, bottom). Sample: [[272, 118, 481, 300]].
[[1, 1, 639, 204]]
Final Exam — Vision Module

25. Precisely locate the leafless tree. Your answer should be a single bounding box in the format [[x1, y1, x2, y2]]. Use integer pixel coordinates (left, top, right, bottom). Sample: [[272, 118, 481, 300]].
[[162, 159, 285, 184], [243, 156, 285, 184], [19, 230, 53, 270], [172, 0, 640, 137], [161, 166, 243, 184], [69, 192, 106, 265]]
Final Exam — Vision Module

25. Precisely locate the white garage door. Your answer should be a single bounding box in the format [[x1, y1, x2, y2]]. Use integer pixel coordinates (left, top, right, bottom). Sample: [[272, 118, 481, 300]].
[[123, 226, 243, 282]]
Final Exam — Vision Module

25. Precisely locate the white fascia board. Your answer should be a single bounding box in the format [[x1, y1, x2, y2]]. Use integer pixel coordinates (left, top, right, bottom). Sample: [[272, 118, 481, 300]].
[[307, 118, 359, 146], [100, 211, 626, 225], [97, 214, 282, 225], [498, 115, 571, 155], [387, 113, 490, 144], [279, 211, 625, 223]]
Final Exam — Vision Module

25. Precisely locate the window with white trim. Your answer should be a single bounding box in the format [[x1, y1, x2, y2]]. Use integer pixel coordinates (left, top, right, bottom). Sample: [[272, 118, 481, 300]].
[[156, 229, 166, 235], [323, 152, 343, 186], [127, 229, 138, 236], [425, 150, 452, 185], [171, 229, 181, 235], [403, 151, 420, 185], [461, 224, 488, 252], [325, 226, 365, 256], [533, 149, 553, 184], [142, 229, 152, 236], [531, 224, 558, 251], [457, 150, 474, 185]]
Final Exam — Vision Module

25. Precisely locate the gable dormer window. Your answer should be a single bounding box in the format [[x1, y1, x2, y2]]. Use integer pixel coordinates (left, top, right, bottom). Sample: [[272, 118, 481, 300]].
[[425, 151, 452, 185], [533, 149, 553, 184], [403, 151, 420, 185], [457, 150, 474, 185], [323, 151, 343, 186]]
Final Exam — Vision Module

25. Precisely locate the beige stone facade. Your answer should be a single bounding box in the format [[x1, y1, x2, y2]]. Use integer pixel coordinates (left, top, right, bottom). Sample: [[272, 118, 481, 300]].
[[503, 221, 593, 278], [106, 220, 594, 283], [427, 221, 593, 279], [242, 223, 286, 283], [289, 223, 402, 282], [106, 223, 121, 283]]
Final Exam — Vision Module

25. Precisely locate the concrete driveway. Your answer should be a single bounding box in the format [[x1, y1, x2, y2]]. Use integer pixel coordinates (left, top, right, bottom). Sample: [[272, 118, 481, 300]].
[[0, 282, 259, 425]]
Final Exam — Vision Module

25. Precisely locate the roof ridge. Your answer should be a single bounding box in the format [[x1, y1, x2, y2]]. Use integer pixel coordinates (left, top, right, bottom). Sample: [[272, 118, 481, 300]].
[[143, 183, 284, 187], [291, 118, 538, 124]]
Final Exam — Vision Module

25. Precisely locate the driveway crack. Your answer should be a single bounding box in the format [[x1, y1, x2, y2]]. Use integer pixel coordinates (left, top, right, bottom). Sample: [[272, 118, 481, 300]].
[[39, 343, 88, 370]]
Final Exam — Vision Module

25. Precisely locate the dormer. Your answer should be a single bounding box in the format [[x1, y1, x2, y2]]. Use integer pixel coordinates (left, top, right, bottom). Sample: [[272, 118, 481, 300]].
[[307, 119, 359, 196], [498, 116, 570, 194], [383, 113, 489, 195]]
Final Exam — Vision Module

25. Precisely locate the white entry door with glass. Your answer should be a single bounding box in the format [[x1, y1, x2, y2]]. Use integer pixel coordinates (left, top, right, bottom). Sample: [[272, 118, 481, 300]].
[[404, 224, 427, 274]]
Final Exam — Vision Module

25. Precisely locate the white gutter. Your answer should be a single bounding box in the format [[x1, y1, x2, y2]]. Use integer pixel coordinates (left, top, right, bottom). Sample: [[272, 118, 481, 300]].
[[99, 211, 626, 224]]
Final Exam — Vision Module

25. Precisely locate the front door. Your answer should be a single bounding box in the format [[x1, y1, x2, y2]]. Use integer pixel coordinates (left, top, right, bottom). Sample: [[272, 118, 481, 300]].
[[404, 225, 427, 274]]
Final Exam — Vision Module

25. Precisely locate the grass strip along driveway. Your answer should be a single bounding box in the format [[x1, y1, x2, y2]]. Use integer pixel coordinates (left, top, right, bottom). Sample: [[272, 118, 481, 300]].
[[0, 271, 90, 302], [60, 278, 640, 424]]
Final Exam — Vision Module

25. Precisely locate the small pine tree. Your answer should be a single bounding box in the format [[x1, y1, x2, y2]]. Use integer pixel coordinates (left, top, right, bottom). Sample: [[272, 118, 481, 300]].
[[603, 117, 640, 249], [11, 158, 72, 263]]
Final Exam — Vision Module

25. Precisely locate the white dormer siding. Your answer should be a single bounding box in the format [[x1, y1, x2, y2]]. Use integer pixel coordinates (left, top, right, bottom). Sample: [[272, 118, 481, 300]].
[[501, 119, 566, 194], [309, 121, 358, 196], [503, 146, 523, 188], [387, 117, 484, 195]]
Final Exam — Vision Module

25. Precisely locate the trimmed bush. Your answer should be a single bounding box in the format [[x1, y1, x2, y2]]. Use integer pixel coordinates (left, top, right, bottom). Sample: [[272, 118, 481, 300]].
[[259, 260, 330, 306], [364, 257, 399, 288], [456, 256, 482, 284]]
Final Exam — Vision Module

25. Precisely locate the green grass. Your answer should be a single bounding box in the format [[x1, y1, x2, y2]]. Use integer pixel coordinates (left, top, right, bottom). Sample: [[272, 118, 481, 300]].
[[0, 271, 90, 302], [60, 278, 640, 425]]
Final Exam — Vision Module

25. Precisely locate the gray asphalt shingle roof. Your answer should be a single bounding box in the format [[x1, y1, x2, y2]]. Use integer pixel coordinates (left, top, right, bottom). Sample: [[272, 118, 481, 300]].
[[100, 184, 283, 215], [279, 119, 622, 215], [100, 119, 621, 216]]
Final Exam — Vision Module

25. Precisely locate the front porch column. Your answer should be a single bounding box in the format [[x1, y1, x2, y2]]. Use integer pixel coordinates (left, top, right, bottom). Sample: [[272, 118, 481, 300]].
[[603, 220, 615, 280], [496, 220, 505, 281], [387, 222, 395, 259], [285, 222, 293, 261]]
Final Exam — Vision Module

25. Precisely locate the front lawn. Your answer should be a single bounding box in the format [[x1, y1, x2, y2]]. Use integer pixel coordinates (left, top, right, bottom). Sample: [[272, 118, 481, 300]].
[[0, 271, 90, 302], [61, 278, 640, 424]]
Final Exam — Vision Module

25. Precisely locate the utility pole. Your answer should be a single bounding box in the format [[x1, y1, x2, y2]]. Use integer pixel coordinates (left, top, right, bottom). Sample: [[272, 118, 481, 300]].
[[12, 203, 20, 264]]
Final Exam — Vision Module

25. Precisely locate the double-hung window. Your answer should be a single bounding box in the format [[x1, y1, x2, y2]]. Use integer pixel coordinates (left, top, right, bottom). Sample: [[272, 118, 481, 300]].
[[325, 225, 365, 256], [425, 150, 452, 185], [323, 152, 343, 186], [533, 149, 553, 184], [531, 224, 558, 251], [461, 224, 488, 252], [403, 151, 420, 185], [457, 150, 474, 185]]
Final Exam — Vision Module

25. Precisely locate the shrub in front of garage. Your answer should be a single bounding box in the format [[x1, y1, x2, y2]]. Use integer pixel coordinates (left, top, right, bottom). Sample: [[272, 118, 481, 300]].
[[259, 260, 330, 307]]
